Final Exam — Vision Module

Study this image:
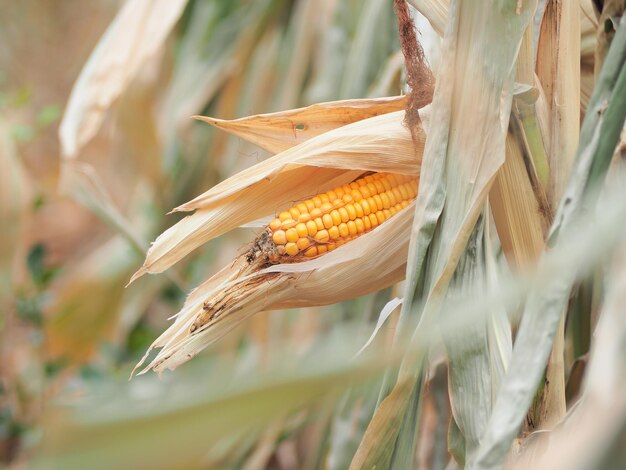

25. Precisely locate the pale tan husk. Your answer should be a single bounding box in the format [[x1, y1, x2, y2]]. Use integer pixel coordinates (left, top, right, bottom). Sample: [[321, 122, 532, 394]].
[[134, 202, 416, 374], [130, 104, 430, 282], [131, 100, 431, 374]]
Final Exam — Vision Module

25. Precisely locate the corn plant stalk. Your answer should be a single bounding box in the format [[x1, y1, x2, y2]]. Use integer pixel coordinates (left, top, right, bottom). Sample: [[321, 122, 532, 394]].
[[532, 0, 581, 431], [351, 2, 536, 467], [471, 18, 626, 469]]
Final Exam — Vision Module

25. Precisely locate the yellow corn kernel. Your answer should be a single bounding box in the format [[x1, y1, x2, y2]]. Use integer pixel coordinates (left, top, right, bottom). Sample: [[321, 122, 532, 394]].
[[281, 219, 297, 230], [330, 210, 341, 226], [354, 202, 364, 218], [328, 226, 340, 240], [322, 214, 333, 229], [314, 217, 324, 231], [279, 211, 291, 221], [315, 230, 330, 243], [310, 207, 323, 218], [351, 189, 363, 202], [360, 199, 371, 216], [369, 213, 378, 228], [296, 203, 308, 214], [297, 237, 311, 250], [355, 218, 365, 233], [347, 220, 358, 236], [398, 184, 409, 200], [380, 192, 390, 209], [269, 218, 281, 231], [338, 223, 349, 238], [273, 230, 287, 245], [374, 180, 385, 194], [296, 223, 308, 238], [286, 228, 299, 243], [312, 196, 323, 207], [367, 197, 377, 212], [376, 211, 385, 224], [298, 213, 311, 223], [305, 200, 315, 211], [304, 246, 318, 257], [363, 216, 372, 230], [306, 220, 318, 236], [337, 207, 349, 223], [289, 207, 300, 219], [392, 188, 403, 204], [360, 185, 371, 198], [320, 194, 330, 204], [285, 242, 299, 256], [317, 245, 328, 254], [320, 202, 333, 214], [373, 194, 383, 211], [346, 204, 357, 220], [327, 190, 337, 201], [381, 176, 392, 191]]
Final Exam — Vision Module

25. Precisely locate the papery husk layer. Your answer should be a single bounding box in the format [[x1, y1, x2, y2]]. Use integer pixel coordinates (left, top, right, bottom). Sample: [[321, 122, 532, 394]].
[[135, 202, 416, 374], [131, 105, 430, 282]]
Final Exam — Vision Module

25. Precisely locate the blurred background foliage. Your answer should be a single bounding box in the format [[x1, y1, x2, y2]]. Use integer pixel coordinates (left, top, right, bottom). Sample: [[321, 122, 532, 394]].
[[1, 0, 624, 469], [0, 0, 421, 467]]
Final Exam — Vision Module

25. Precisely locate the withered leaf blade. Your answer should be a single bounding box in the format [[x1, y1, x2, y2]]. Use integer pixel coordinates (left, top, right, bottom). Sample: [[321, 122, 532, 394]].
[[193, 95, 408, 155], [131, 108, 429, 282], [59, 0, 188, 159]]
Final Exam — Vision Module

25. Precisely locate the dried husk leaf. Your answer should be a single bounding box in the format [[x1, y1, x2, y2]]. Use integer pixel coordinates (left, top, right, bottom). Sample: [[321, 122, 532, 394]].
[[192, 95, 407, 155], [407, 0, 449, 36], [533, 0, 582, 431], [59, 0, 188, 159], [131, 107, 429, 281], [490, 134, 546, 270], [135, 202, 417, 374], [537, 0, 581, 203], [353, 1, 537, 467]]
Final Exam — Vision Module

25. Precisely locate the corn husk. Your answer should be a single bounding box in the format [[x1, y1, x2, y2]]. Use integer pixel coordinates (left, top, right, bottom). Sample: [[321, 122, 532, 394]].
[[194, 95, 407, 155], [135, 200, 417, 374], [132, 103, 432, 374], [131, 103, 428, 282], [407, 0, 449, 36]]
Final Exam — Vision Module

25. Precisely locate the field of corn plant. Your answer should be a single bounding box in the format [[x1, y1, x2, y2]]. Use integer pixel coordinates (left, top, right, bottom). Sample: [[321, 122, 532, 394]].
[[1, 0, 625, 468]]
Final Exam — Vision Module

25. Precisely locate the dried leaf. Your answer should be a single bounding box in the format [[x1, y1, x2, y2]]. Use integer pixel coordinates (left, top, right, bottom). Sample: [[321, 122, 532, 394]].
[[136, 200, 418, 374], [355, 1, 537, 467], [59, 0, 188, 159], [132, 108, 428, 281], [407, 0, 449, 36], [193, 95, 407, 155]]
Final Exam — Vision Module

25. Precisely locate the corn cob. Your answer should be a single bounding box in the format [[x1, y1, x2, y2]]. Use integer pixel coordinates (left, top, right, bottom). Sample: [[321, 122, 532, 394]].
[[249, 173, 418, 264]]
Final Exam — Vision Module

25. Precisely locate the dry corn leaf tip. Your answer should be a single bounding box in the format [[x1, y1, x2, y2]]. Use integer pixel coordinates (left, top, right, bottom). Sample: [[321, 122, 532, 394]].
[[132, 98, 431, 375]]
